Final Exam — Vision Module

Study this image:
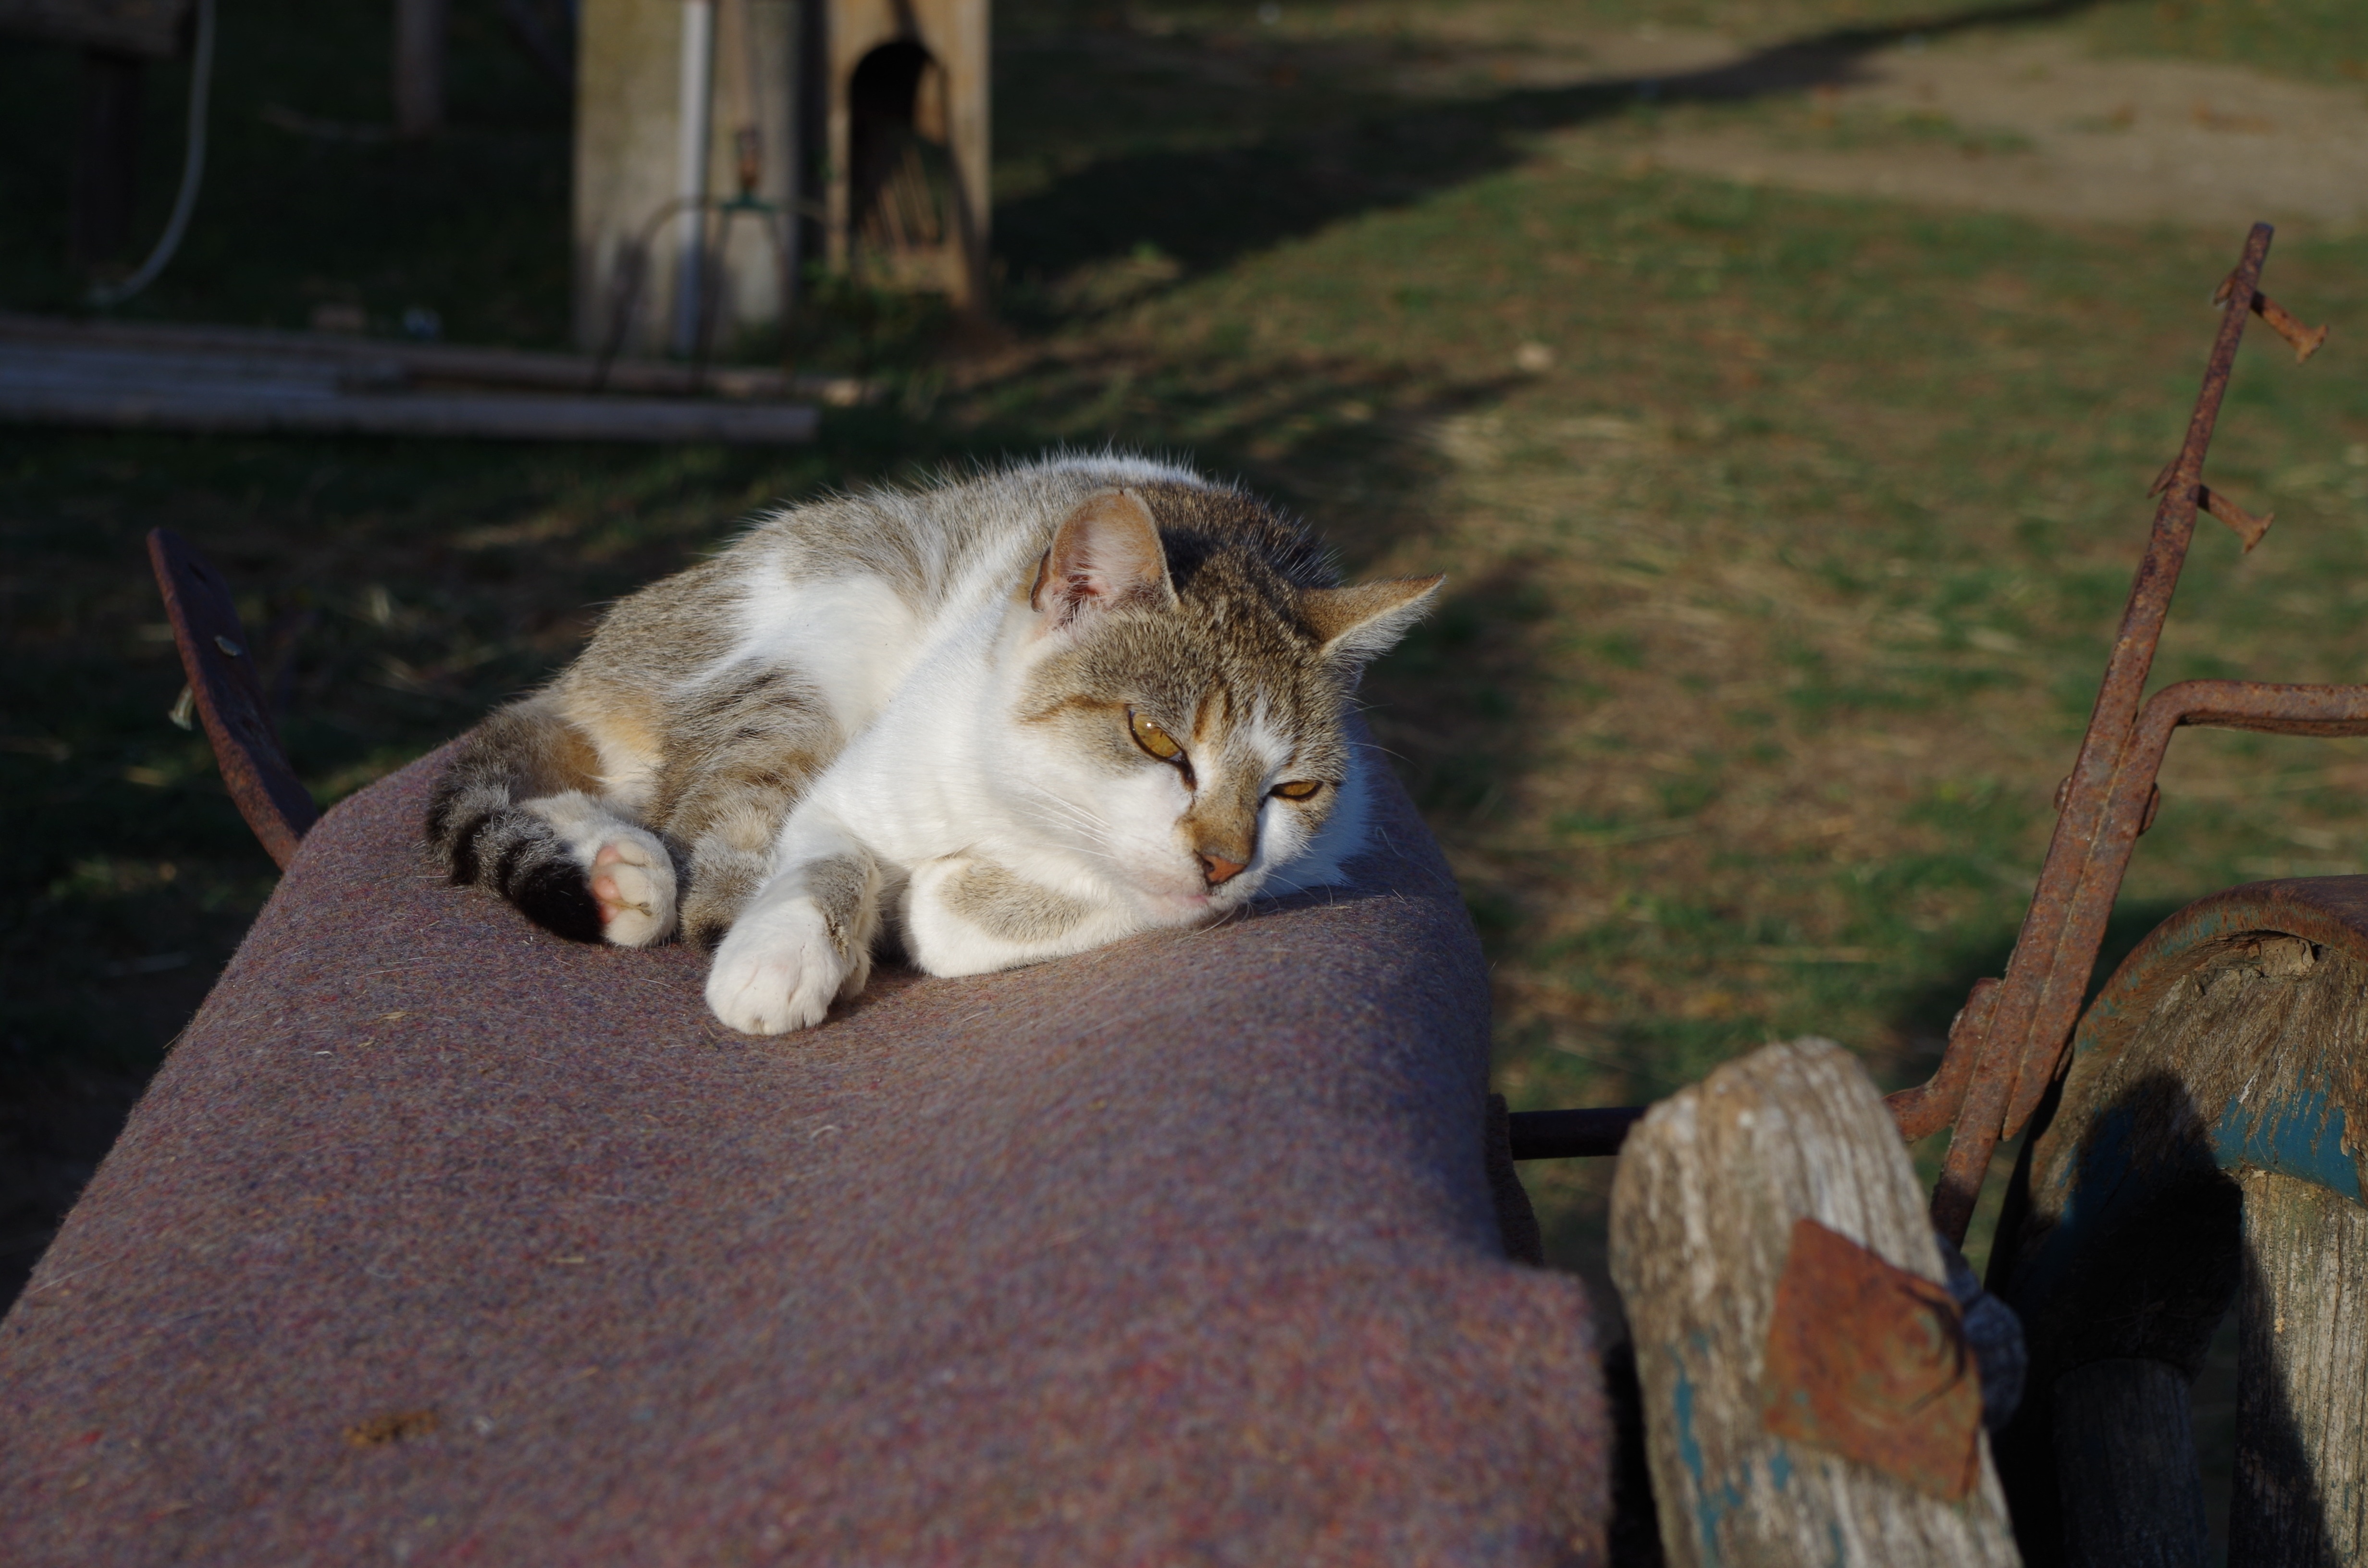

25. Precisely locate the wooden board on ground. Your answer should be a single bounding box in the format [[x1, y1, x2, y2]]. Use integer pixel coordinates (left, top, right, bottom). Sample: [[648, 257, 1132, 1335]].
[[0, 323, 822, 444], [0, 312, 868, 405], [0, 0, 189, 57]]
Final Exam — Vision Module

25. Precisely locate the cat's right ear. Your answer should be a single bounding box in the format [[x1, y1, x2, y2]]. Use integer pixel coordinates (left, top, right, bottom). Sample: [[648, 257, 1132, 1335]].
[[1300, 575, 1444, 667], [1028, 490, 1175, 633]]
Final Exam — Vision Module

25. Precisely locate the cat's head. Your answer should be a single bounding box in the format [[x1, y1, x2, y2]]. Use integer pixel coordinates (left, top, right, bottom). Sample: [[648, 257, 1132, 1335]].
[[996, 483, 1438, 921]]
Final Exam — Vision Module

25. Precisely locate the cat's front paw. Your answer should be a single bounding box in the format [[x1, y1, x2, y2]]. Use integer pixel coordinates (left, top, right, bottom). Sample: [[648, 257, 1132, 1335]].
[[589, 833, 677, 947], [705, 896, 854, 1035]]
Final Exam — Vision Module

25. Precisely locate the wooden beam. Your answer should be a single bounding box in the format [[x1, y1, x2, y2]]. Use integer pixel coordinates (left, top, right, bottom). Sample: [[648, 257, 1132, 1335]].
[[393, 0, 447, 137], [0, 0, 189, 58], [0, 312, 869, 405], [0, 341, 818, 442], [2233, 1171, 2368, 1565], [71, 49, 144, 266], [2052, 1359, 2208, 1568], [1609, 1038, 2020, 1567]]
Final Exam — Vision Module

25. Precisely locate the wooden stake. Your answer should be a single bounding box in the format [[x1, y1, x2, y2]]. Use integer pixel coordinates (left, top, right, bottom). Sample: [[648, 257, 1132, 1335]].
[[393, 0, 448, 137], [71, 49, 144, 265], [2233, 1172, 2368, 1565], [1609, 1038, 2020, 1567]]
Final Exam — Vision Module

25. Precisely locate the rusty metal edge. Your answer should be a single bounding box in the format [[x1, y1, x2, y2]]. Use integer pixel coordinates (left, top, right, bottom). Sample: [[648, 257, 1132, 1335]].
[[147, 527, 319, 868]]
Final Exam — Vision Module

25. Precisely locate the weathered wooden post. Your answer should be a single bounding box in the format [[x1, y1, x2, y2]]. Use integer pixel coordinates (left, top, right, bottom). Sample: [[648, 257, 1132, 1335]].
[[574, 0, 799, 357], [0, 0, 192, 265], [1991, 887, 2368, 1568], [1610, 1037, 2021, 1566], [392, 0, 447, 136], [72, 45, 146, 262], [2234, 1172, 2368, 1565], [820, 0, 989, 308]]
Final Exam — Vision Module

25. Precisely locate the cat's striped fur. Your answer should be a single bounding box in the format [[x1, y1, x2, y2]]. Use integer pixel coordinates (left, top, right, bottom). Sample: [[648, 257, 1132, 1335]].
[[426, 455, 1439, 1034]]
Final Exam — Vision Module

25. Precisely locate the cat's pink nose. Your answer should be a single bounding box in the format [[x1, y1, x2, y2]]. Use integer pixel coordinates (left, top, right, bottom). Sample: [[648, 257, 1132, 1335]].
[[1199, 852, 1246, 886]]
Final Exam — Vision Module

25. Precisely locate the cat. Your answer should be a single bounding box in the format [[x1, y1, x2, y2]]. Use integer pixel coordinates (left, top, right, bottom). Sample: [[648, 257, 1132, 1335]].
[[426, 455, 1440, 1035]]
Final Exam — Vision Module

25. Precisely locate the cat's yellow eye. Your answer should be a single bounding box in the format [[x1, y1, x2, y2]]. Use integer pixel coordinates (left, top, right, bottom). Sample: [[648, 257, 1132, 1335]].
[[1130, 710, 1184, 761], [1271, 780, 1324, 801]]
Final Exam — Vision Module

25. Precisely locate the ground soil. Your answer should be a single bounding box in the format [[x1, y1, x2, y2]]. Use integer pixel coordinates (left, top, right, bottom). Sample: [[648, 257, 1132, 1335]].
[[1543, 25, 2368, 234]]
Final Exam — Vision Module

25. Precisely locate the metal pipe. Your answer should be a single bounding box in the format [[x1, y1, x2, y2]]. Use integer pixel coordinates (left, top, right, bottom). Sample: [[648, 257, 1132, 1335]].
[[671, 0, 716, 356], [1507, 1107, 1648, 1161]]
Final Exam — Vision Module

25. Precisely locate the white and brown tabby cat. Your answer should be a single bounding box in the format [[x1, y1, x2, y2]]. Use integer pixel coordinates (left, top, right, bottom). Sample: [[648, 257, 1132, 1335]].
[[427, 455, 1440, 1034]]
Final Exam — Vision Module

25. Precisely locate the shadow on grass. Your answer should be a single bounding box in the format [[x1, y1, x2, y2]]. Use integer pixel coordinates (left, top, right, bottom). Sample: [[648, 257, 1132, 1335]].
[[1897, 892, 2197, 1059], [999, 0, 2113, 291]]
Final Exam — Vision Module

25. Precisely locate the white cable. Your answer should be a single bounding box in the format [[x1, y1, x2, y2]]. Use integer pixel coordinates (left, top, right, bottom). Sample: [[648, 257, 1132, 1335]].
[[89, 0, 218, 308]]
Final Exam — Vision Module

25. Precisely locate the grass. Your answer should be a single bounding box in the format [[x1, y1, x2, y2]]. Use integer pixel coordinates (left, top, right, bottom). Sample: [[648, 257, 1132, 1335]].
[[6, 7, 2368, 1545]]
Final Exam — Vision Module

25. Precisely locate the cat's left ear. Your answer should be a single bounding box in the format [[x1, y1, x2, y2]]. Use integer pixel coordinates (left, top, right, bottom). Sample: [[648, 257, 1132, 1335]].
[[1299, 576, 1444, 666], [1029, 490, 1176, 632]]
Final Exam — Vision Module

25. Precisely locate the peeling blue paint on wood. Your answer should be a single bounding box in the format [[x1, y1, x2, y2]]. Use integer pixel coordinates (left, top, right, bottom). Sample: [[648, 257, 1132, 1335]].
[[2213, 1085, 2364, 1200]]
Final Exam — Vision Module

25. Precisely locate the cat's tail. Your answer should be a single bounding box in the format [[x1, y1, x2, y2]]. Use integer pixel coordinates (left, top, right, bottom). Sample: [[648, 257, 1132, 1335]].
[[425, 698, 608, 941]]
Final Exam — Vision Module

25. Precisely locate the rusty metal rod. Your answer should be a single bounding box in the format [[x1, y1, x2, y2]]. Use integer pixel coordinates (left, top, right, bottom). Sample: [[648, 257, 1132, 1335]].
[[1510, 699, 2366, 1164], [1885, 979, 1998, 1142], [1925, 223, 2279, 1242]]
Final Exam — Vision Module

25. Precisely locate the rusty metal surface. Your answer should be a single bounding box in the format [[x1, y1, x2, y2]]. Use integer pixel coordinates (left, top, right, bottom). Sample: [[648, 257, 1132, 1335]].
[[1885, 979, 1999, 1143], [1920, 223, 2353, 1243], [1760, 1217, 1984, 1501], [146, 527, 318, 867], [2222, 277, 2330, 364]]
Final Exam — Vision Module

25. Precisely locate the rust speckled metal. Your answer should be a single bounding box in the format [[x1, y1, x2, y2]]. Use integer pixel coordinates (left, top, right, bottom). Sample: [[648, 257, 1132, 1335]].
[[1912, 224, 2359, 1244], [1761, 1218, 1983, 1501], [146, 526, 318, 866]]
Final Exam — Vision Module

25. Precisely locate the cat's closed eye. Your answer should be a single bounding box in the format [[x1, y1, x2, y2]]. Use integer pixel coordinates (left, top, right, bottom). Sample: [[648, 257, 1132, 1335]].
[[1271, 780, 1323, 801]]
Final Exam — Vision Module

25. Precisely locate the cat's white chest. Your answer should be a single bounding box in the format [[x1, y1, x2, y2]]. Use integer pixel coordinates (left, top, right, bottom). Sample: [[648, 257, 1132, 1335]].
[[728, 571, 929, 738]]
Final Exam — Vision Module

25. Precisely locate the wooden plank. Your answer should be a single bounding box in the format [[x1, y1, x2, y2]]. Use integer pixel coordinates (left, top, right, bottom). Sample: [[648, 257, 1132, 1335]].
[[0, 343, 818, 442], [1992, 916, 2368, 1561], [2052, 1359, 2208, 1568], [1608, 1037, 2021, 1567], [393, 0, 447, 137], [70, 48, 144, 264], [2233, 1171, 2368, 1567], [0, 311, 869, 404], [0, 0, 188, 58]]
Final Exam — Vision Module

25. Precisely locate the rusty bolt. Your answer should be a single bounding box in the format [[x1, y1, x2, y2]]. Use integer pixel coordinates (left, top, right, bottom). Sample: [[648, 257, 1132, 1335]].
[[2218, 275, 2331, 363], [2200, 485, 2273, 551]]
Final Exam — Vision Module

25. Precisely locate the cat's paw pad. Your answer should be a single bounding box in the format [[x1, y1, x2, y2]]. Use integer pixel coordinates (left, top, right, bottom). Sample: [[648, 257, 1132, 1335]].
[[588, 835, 676, 948], [705, 898, 847, 1035]]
